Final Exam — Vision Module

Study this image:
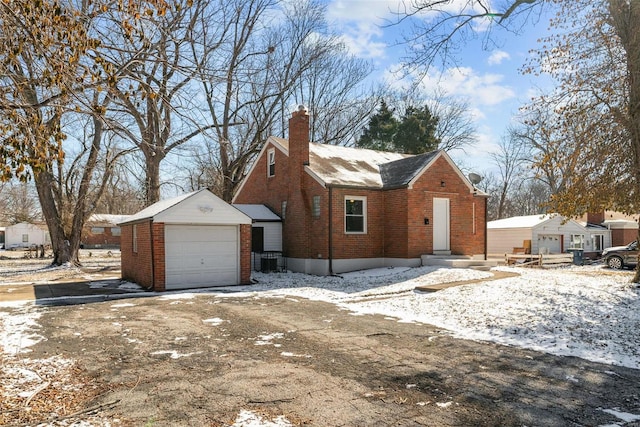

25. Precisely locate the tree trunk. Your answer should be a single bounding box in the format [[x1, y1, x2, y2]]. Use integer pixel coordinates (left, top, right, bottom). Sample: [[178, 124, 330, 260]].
[[144, 153, 164, 206], [34, 170, 79, 266], [608, 0, 640, 282]]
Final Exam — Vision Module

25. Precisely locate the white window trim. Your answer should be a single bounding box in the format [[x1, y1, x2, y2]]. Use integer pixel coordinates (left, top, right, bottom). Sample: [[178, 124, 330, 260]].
[[344, 196, 367, 234], [570, 234, 585, 249], [267, 148, 275, 178]]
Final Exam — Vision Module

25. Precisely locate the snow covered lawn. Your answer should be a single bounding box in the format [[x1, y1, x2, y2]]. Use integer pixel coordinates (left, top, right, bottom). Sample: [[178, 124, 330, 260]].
[[224, 265, 640, 370]]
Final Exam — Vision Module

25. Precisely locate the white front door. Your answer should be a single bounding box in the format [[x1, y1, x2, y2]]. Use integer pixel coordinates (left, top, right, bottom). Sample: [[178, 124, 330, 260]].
[[433, 198, 450, 253]]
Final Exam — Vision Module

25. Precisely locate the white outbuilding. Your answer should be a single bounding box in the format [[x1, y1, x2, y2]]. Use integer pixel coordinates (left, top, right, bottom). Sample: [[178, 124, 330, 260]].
[[4, 222, 51, 249], [487, 214, 611, 259]]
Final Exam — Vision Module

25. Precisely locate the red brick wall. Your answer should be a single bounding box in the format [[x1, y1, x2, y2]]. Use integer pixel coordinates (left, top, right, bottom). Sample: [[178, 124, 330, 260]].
[[329, 189, 385, 260], [407, 155, 486, 257], [82, 226, 122, 248], [235, 151, 486, 262], [120, 220, 155, 290], [240, 224, 251, 284], [152, 223, 165, 291], [586, 212, 605, 224], [383, 189, 410, 258], [612, 228, 638, 247], [233, 141, 291, 220], [235, 113, 486, 265]]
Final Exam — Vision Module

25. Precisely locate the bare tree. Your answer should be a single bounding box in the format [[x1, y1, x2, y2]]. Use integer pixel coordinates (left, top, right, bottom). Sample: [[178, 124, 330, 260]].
[[397, 0, 545, 75], [190, 0, 357, 201], [97, 0, 214, 206], [0, 182, 41, 224], [0, 0, 166, 265], [293, 48, 380, 146], [490, 129, 530, 219]]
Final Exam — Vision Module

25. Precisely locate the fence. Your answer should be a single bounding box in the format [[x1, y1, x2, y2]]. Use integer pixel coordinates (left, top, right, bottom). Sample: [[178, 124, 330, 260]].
[[505, 253, 574, 267]]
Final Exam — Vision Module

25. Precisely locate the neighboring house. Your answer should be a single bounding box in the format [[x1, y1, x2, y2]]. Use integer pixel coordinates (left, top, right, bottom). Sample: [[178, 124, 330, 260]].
[[4, 222, 51, 249], [82, 214, 132, 249], [584, 212, 638, 247], [487, 214, 611, 259], [232, 106, 488, 275], [233, 204, 283, 272], [119, 189, 252, 291]]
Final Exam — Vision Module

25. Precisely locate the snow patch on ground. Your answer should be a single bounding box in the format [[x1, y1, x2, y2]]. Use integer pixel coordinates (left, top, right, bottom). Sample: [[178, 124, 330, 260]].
[[230, 409, 292, 427], [110, 302, 136, 308], [601, 408, 640, 423], [203, 317, 225, 326], [118, 281, 143, 291], [255, 332, 284, 346], [0, 306, 44, 354], [150, 350, 202, 359], [205, 265, 640, 369]]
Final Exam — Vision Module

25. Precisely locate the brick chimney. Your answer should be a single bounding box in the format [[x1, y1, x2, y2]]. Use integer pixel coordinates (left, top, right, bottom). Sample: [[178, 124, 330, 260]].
[[586, 211, 605, 224], [288, 105, 310, 168]]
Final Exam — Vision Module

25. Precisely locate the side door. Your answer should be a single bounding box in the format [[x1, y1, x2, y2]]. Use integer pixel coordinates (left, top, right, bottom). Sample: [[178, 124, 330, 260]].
[[433, 197, 450, 252]]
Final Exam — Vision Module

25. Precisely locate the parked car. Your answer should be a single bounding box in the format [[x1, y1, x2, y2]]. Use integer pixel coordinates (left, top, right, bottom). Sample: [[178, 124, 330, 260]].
[[602, 241, 638, 269]]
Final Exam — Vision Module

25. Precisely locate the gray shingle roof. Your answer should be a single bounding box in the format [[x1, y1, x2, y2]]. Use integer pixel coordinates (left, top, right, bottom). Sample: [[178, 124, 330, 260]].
[[379, 151, 440, 189]]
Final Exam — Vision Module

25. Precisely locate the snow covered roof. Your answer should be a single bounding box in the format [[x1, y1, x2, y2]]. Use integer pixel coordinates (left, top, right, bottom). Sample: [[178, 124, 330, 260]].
[[307, 142, 410, 188], [604, 219, 639, 229], [233, 204, 281, 222], [257, 137, 481, 194], [88, 214, 132, 226], [120, 189, 251, 226], [487, 214, 558, 229], [120, 191, 195, 224]]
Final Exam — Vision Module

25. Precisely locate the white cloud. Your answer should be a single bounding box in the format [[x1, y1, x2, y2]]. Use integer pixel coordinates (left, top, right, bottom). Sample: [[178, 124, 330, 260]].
[[419, 67, 515, 107], [326, 0, 399, 24], [325, 0, 400, 59], [487, 50, 510, 65], [337, 32, 388, 59]]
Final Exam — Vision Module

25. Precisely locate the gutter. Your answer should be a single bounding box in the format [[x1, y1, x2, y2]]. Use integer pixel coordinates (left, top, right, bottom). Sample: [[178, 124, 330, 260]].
[[328, 186, 334, 276], [149, 221, 156, 290], [484, 199, 488, 261]]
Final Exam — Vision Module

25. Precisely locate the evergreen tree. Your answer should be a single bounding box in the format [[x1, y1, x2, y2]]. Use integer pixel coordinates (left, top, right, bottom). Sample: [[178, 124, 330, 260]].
[[355, 100, 398, 151], [393, 106, 440, 154]]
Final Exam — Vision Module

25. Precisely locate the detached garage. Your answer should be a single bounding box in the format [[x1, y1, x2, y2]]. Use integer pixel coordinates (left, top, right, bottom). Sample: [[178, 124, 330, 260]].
[[487, 213, 611, 259], [119, 189, 252, 291]]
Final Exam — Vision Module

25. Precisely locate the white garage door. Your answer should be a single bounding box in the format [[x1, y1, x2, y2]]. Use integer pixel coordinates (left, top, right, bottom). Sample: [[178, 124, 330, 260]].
[[165, 225, 239, 290], [538, 234, 562, 254]]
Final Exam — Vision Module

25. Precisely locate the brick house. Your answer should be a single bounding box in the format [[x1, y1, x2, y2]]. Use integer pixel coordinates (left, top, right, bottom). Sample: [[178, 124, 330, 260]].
[[81, 214, 131, 249], [584, 211, 639, 247], [119, 189, 252, 291], [232, 106, 488, 275]]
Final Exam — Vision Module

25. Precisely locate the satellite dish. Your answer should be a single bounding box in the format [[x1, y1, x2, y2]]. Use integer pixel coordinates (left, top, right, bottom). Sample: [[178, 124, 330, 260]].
[[468, 172, 483, 185]]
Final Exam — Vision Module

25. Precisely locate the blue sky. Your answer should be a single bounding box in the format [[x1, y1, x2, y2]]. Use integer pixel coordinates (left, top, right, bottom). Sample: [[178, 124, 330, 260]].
[[322, 0, 557, 174]]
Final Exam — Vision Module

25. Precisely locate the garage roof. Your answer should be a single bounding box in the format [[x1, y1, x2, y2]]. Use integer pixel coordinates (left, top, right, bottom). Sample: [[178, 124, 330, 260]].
[[120, 189, 251, 225], [233, 204, 281, 222], [487, 214, 557, 229]]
